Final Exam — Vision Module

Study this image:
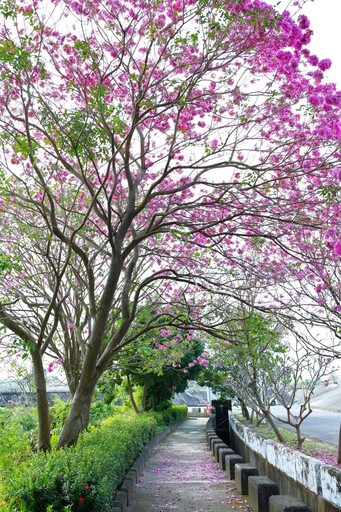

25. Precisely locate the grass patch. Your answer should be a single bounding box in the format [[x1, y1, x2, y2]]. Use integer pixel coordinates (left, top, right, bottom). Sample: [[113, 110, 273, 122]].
[[236, 415, 340, 468]]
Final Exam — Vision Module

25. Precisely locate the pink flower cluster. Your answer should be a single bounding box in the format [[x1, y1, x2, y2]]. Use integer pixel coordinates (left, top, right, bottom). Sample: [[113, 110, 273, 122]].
[[0, 0, 340, 393], [47, 358, 64, 373]]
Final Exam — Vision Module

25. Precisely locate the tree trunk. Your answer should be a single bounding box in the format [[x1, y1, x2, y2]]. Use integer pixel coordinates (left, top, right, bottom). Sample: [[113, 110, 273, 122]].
[[251, 382, 286, 444], [264, 410, 286, 444], [57, 379, 96, 448], [127, 374, 140, 414], [338, 423, 341, 464], [64, 365, 78, 399], [141, 383, 147, 413], [250, 409, 254, 424], [238, 397, 250, 421], [295, 425, 305, 449], [32, 348, 51, 451]]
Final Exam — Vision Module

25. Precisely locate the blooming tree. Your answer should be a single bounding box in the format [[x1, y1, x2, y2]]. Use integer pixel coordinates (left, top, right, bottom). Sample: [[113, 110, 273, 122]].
[[0, 0, 341, 448], [199, 307, 337, 448]]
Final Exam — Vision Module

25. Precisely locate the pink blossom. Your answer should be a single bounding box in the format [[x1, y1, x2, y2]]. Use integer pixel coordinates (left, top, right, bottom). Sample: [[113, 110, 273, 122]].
[[198, 357, 209, 367], [156, 343, 167, 350], [298, 15, 310, 30], [210, 139, 218, 151], [301, 31, 311, 45], [331, 168, 341, 180], [67, 321, 76, 332], [324, 227, 336, 238], [308, 55, 319, 66], [333, 240, 341, 256], [308, 94, 322, 106], [318, 59, 332, 71]]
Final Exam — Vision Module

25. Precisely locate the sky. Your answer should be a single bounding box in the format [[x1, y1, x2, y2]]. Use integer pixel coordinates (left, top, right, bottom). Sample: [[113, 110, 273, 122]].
[[302, 0, 341, 86]]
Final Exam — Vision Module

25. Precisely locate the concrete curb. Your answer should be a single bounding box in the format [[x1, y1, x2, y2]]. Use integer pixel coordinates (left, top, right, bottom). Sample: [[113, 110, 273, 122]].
[[229, 414, 341, 510], [205, 417, 323, 512]]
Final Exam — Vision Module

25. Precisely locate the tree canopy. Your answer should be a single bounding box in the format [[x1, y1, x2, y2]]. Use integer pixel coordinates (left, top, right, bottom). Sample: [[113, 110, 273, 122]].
[[0, 0, 340, 448]]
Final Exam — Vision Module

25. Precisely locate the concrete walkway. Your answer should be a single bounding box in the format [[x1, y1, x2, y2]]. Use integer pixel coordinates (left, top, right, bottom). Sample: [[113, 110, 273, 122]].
[[129, 418, 251, 511]]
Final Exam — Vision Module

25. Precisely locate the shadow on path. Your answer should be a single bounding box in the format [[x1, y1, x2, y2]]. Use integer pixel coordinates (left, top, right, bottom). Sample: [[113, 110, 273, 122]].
[[129, 418, 251, 511]]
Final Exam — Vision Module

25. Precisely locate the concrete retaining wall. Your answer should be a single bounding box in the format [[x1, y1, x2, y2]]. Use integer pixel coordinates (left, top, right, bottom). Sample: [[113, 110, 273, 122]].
[[229, 415, 341, 512]]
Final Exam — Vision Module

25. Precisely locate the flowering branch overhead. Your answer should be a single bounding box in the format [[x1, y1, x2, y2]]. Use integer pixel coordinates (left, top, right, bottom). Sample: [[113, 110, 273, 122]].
[[0, 0, 340, 448]]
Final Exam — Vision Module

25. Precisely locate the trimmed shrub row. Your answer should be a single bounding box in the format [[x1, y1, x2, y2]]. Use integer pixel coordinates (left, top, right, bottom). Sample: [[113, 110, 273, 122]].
[[155, 404, 188, 426], [1, 406, 187, 512], [3, 413, 153, 511]]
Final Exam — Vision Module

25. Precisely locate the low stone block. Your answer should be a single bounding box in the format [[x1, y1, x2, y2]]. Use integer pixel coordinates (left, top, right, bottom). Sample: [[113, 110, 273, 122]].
[[127, 468, 138, 484], [131, 461, 142, 479], [249, 476, 280, 512], [209, 436, 220, 450], [269, 495, 311, 512], [135, 455, 145, 470], [142, 445, 152, 458], [225, 454, 243, 480], [219, 448, 235, 470], [211, 438, 224, 454], [113, 490, 128, 512], [127, 474, 136, 490], [214, 442, 228, 461], [235, 463, 259, 495], [120, 477, 134, 505]]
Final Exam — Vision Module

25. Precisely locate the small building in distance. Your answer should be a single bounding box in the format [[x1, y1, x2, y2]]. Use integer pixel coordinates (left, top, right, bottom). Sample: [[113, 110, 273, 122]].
[[172, 381, 216, 417], [0, 377, 69, 406]]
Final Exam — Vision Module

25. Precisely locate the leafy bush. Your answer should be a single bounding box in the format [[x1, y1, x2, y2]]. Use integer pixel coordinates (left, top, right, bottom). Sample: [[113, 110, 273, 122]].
[[50, 399, 117, 434], [0, 408, 36, 504], [3, 412, 157, 512], [49, 400, 71, 432], [0, 403, 187, 511], [88, 399, 117, 424], [157, 405, 188, 426]]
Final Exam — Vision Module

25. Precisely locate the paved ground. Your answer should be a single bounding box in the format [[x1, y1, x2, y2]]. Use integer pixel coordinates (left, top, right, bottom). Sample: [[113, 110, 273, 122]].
[[129, 418, 251, 512], [270, 404, 341, 445], [310, 386, 341, 413], [269, 387, 341, 444]]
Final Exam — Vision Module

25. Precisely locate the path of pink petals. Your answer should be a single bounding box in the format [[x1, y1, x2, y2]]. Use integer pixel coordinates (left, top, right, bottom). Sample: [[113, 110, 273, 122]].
[[135, 430, 252, 511]]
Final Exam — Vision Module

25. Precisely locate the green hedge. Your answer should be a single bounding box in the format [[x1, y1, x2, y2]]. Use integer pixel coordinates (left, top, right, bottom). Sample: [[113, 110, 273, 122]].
[[156, 405, 188, 426], [1, 405, 187, 512], [4, 413, 157, 512]]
